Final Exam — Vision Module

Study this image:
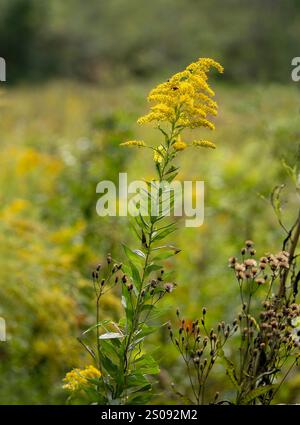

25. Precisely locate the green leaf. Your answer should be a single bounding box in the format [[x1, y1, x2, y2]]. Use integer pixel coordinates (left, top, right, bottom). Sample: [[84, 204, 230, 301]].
[[138, 324, 157, 337], [129, 261, 142, 289], [242, 385, 275, 405], [134, 354, 160, 375], [152, 228, 176, 242], [122, 285, 133, 323], [152, 253, 174, 261], [123, 244, 145, 265], [144, 263, 163, 278], [165, 165, 179, 176], [220, 353, 240, 391], [152, 245, 181, 261], [136, 213, 150, 230], [100, 353, 119, 377]]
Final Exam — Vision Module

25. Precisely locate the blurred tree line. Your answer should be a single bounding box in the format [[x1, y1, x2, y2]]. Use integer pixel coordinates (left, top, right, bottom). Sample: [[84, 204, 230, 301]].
[[0, 0, 299, 83]]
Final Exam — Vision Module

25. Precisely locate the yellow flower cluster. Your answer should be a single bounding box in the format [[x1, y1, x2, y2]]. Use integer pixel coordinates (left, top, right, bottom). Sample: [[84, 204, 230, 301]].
[[63, 365, 101, 392], [137, 58, 223, 130], [120, 140, 146, 148], [173, 140, 188, 151], [153, 145, 165, 163], [193, 140, 216, 149]]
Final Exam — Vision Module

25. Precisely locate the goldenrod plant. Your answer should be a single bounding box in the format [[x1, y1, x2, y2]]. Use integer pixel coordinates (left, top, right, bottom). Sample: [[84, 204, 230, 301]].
[[63, 58, 223, 404]]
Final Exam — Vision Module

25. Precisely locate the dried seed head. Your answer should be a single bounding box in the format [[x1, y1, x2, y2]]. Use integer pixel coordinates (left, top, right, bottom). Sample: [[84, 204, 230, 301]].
[[228, 256, 237, 268], [260, 257, 268, 264], [238, 271, 245, 280], [244, 259, 257, 268], [151, 279, 157, 288], [107, 253, 112, 264], [245, 240, 254, 248], [255, 277, 265, 285], [193, 356, 200, 365], [164, 282, 175, 293]]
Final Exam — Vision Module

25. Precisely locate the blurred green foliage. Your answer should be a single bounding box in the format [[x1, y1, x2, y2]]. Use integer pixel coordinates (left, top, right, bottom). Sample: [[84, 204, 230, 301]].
[[0, 0, 299, 83]]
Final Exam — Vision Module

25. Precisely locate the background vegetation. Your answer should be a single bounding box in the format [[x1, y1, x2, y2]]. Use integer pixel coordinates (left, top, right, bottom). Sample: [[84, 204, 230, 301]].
[[0, 0, 299, 404]]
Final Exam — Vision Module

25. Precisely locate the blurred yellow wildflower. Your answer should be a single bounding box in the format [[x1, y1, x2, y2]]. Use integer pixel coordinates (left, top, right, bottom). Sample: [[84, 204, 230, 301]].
[[120, 140, 146, 148], [63, 365, 101, 392], [193, 140, 217, 149], [138, 58, 223, 131]]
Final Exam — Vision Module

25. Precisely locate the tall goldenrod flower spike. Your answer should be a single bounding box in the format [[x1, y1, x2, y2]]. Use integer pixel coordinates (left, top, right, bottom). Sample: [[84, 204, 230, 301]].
[[193, 140, 217, 149], [120, 140, 146, 148], [138, 57, 223, 132]]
